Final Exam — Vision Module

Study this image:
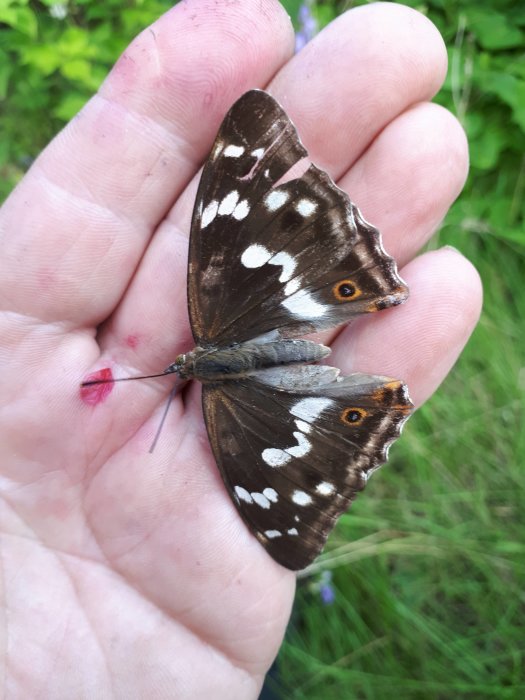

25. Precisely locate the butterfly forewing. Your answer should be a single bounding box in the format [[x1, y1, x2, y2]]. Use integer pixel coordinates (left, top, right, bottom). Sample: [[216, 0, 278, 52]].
[[188, 90, 307, 344], [188, 91, 408, 346], [202, 371, 412, 570]]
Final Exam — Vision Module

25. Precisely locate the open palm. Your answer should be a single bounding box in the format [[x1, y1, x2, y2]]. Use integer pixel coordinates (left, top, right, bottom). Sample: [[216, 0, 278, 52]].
[[0, 1, 481, 698]]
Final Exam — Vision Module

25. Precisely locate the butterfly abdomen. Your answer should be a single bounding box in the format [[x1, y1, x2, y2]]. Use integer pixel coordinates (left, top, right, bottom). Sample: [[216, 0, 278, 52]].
[[179, 339, 330, 382]]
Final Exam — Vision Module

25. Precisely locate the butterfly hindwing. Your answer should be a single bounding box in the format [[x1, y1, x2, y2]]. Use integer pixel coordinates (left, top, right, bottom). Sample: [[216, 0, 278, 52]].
[[188, 91, 408, 346], [202, 367, 412, 570]]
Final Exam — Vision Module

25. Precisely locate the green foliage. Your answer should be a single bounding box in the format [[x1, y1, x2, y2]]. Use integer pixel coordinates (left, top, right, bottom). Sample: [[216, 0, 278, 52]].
[[0, 0, 173, 197], [1, 0, 524, 697]]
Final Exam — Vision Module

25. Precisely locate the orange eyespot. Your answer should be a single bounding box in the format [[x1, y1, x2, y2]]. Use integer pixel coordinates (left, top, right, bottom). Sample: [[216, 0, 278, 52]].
[[333, 279, 362, 302], [341, 407, 367, 426]]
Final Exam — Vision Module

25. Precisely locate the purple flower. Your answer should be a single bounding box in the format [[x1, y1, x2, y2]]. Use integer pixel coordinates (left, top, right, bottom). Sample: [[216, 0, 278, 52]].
[[295, 1, 318, 52], [319, 582, 335, 605], [318, 570, 335, 605]]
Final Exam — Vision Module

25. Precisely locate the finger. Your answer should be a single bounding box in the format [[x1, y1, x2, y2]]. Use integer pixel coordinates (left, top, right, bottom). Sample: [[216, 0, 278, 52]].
[[337, 102, 469, 266], [330, 247, 483, 407], [0, 0, 294, 325], [270, 2, 448, 175]]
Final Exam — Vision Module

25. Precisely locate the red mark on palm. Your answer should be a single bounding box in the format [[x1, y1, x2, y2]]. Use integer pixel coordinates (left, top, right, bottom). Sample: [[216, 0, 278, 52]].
[[80, 367, 114, 406]]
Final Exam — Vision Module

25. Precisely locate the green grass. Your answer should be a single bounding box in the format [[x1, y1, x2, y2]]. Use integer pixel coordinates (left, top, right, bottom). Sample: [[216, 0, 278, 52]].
[[272, 229, 525, 698]]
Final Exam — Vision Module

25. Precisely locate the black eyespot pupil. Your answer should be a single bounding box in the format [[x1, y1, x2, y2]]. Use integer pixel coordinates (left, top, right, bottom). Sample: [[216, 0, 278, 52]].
[[347, 411, 361, 422], [338, 283, 355, 297]]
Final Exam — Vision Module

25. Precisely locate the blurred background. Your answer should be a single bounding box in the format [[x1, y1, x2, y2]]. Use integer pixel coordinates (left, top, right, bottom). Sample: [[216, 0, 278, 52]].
[[1, 1, 523, 697]]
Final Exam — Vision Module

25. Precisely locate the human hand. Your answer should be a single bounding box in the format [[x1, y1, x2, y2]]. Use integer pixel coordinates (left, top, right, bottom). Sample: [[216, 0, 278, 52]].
[[0, 1, 481, 697]]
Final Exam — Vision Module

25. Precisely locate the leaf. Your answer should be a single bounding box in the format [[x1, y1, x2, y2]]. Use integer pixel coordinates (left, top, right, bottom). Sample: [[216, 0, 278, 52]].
[[56, 27, 96, 60], [313, 4, 336, 29], [0, 49, 11, 99], [0, 5, 37, 38], [52, 92, 90, 122], [479, 71, 525, 132], [0, 134, 9, 167], [60, 58, 101, 90], [20, 44, 61, 75], [472, 128, 507, 171], [466, 8, 524, 50]]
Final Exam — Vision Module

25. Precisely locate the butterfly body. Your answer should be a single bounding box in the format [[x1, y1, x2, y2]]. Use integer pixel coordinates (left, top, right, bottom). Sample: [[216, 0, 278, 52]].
[[179, 90, 412, 569], [167, 338, 330, 382]]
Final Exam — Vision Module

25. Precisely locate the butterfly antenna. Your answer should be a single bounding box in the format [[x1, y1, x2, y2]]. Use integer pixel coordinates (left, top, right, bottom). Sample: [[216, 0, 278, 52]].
[[149, 384, 178, 454], [80, 370, 174, 387]]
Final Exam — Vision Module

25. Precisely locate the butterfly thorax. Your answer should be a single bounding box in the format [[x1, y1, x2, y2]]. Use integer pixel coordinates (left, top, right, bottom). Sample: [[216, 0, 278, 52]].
[[170, 339, 330, 382]]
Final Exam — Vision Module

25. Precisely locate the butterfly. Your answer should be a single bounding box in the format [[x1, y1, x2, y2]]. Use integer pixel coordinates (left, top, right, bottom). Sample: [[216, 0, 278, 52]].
[[84, 90, 413, 571], [173, 90, 412, 570]]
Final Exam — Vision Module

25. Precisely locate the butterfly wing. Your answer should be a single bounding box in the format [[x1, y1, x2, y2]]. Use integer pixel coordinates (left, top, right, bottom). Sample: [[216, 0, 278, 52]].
[[202, 368, 412, 571], [188, 90, 407, 346]]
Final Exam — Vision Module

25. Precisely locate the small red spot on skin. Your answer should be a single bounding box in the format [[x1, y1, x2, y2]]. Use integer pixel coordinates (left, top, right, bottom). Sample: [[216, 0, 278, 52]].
[[37, 268, 55, 292], [80, 367, 114, 406], [126, 334, 139, 349]]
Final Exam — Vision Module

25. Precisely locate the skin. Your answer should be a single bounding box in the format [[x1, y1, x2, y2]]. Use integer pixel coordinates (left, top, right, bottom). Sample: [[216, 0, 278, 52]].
[[0, 1, 482, 698]]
